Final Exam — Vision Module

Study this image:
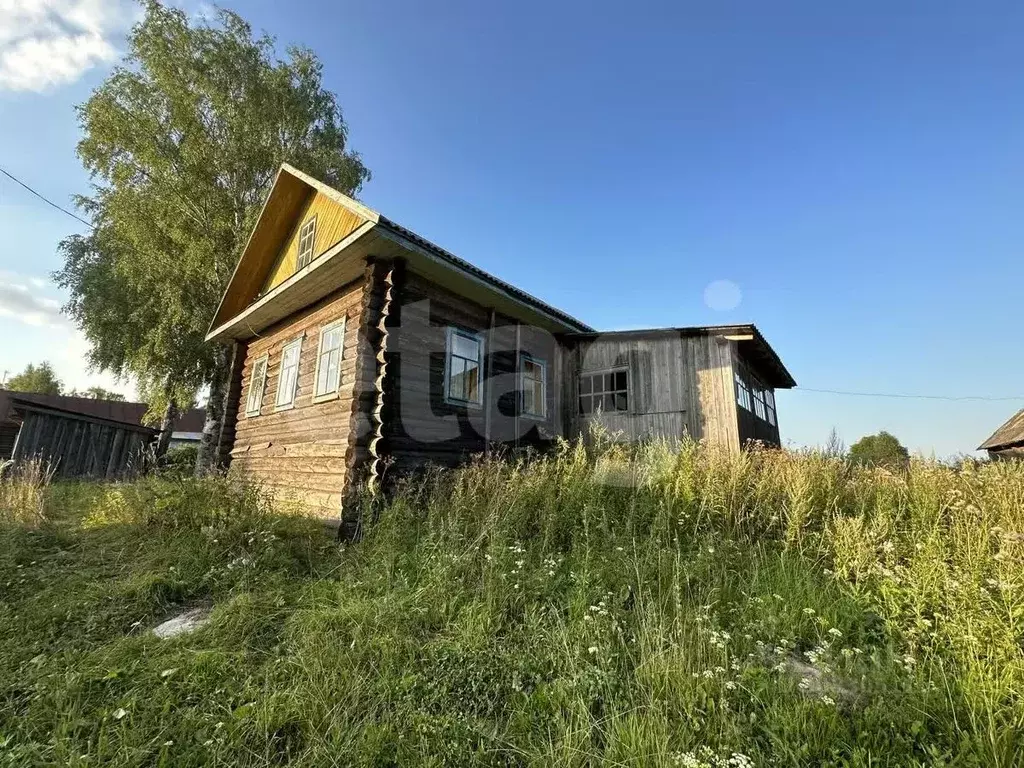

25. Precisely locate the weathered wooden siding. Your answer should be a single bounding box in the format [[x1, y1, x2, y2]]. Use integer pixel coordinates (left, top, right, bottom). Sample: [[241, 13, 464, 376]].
[[694, 335, 741, 452], [261, 191, 368, 293], [230, 277, 368, 515], [562, 333, 741, 451], [9, 408, 152, 479]]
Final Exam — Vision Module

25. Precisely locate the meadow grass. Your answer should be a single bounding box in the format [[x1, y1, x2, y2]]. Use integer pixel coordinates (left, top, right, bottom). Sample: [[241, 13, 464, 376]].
[[0, 440, 1022, 767]]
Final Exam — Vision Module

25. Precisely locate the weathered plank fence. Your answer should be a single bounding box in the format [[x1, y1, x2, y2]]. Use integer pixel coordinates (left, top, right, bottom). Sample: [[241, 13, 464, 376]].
[[2, 394, 156, 479]]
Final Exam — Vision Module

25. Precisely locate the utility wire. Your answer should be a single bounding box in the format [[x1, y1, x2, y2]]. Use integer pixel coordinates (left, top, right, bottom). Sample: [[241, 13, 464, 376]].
[[2, 168, 1022, 407], [797, 387, 1022, 402], [0, 166, 93, 229]]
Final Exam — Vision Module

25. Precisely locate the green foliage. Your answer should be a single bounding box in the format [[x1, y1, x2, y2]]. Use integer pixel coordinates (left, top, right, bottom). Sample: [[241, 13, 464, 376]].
[[4, 361, 62, 395], [157, 445, 199, 478], [1, 443, 1023, 766], [67, 386, 126, 401], [849, 431, 910, 469], [53, 0, 370, 421]]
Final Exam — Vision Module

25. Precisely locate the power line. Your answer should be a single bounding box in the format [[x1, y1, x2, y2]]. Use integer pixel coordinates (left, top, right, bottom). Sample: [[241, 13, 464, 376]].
[[0, 166, 93, 229], [797, 387, 1022, 402]]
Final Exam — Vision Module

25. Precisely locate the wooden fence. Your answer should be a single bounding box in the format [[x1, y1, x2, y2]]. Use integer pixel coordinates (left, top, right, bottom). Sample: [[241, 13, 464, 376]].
[[9, 404, 155, 480]]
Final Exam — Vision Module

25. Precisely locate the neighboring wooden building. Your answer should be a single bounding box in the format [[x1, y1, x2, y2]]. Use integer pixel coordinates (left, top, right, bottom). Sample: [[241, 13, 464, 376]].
[[978, 409, 1024, 461], [206, 165, 797, 521], [0, 391, 155, 479]]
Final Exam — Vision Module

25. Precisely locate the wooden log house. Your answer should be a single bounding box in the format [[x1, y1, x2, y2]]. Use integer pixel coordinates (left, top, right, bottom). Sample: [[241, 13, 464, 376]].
[[206, 165, 797, 522]]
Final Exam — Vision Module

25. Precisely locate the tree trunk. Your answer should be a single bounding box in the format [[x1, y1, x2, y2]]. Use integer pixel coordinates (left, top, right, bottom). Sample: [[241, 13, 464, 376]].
[[195, 343, 230, 476], [154, 387, 180, 460]]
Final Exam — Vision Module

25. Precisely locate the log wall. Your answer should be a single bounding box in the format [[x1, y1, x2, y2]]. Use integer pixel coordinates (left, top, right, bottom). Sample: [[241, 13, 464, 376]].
[[229, 277, 368, 515]]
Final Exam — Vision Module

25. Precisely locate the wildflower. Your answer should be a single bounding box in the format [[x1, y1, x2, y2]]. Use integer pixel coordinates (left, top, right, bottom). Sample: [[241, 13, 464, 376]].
[[588, 646, 598, 655], [798, 677, 811, 690], [820, 695, 836, 706], [803, 608, 815, 616], [724, 680, 737, 690], [828, 628, 843, 638], [112, 708, 127, 720]]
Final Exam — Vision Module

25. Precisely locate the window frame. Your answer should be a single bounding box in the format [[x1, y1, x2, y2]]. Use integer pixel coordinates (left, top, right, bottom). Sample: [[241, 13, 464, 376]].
[[312, 318, 347, 403], [444, 326, 485, 408], [752, 381, 767, 421], [274, 336, 304, 411], [764, 388, 777, 426], [245, 354, 269, 417], [295, 215, 318, 270], [735, 371, 752, 412], [578, 367, 630, 416], [519, 353, 547, 420]]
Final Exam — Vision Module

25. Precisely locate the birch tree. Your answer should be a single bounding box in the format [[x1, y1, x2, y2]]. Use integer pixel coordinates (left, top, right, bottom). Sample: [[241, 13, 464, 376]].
[[55, 0, 369, 470]]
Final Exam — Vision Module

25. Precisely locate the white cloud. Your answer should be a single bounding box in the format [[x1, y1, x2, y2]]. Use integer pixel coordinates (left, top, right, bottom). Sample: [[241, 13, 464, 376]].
[[0, 270, 136, 397], [0, 0, 136, 92], [0, 271, 67, 327]]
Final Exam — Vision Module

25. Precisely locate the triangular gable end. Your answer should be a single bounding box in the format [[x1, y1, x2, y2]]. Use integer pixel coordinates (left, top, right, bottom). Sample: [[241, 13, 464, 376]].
[[207, 165, 380, 333]]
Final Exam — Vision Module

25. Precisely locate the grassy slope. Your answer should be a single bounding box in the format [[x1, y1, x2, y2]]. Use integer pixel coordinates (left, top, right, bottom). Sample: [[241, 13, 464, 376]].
[[1, 442, 1023, 767]]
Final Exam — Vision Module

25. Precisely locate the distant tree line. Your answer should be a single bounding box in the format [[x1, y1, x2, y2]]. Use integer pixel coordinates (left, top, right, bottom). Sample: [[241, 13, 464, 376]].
[[3, 361, 125, 401]]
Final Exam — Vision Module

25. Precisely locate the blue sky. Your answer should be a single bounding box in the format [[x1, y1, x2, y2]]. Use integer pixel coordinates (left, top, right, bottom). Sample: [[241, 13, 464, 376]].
[[1, 0, 1022, 456]]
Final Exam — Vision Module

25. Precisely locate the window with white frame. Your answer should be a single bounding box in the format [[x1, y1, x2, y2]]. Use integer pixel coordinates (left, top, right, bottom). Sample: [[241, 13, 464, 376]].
[[275, 338, 302, 409], [245, 355, 268, 416], [296, 216, 317, 270], [765, 389, 777, 426], [314, 318, 346, 400], [735, 372, 752, 411], [520, 353, 546, 419], [445, 327, 484, 406], [752, 382, 767, 421], [578, 369, 628, 415]]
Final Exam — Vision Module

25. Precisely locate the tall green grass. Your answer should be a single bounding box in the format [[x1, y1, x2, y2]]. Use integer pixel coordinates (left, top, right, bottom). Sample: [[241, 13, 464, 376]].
[[0, 440, 1022, 766]]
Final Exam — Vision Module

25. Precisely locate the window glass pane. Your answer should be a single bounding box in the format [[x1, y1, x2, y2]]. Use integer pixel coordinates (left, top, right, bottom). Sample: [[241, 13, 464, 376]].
[[316, 356, 330, 395], [449, 357, 467, 400], [580, 396, 592, 415], [593, 375, 605, 394], [533, 380, 544, 411], [464, 361, 479, 401], [614, 392, 628, 411], [615, 371, 627, 391], [603, 394, 615, 412], [452, 333, 479, 361], [523, 388, 535, 415], [604, 373, 615, 392], [579, 376, 592, 395]]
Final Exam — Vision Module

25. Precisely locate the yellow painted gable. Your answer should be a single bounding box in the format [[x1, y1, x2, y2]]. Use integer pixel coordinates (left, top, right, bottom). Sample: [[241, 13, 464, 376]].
[[261, 191, 368, 293]]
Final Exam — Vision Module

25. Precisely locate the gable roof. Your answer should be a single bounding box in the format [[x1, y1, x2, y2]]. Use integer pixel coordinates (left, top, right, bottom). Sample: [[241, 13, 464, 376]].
[[566, 324, 797, 389], [207, 165, 592, 341], [978, 408, 1024, 451]]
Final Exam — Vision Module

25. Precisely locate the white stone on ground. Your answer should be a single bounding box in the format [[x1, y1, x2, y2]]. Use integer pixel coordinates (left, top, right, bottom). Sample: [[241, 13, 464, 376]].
[[152, 607, 212, 639]]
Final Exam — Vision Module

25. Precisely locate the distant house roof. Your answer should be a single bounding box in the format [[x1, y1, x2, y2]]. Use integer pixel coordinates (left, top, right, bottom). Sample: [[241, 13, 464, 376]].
[[978, 409, 1024, 451], [0, 390, 205, 433]]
